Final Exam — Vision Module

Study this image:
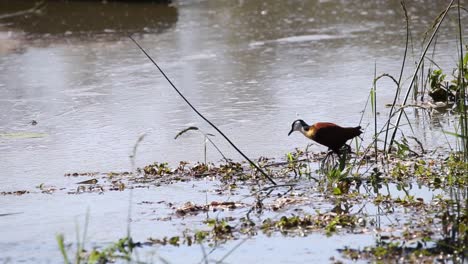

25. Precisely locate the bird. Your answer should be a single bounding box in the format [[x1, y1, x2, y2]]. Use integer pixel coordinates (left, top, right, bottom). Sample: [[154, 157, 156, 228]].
[[288, 119, 362, 155]]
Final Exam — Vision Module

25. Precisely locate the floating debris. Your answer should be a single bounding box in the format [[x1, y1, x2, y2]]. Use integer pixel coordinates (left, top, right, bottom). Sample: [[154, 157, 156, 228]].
[[76, 179, 98, 185], [175, 201, 246, 216], [1, 190, 29, 196]]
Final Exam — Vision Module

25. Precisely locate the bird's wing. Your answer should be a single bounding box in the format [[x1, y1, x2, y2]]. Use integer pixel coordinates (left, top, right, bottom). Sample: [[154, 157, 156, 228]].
[[313, 123, 348, 151], [314, 123, 362, 151]]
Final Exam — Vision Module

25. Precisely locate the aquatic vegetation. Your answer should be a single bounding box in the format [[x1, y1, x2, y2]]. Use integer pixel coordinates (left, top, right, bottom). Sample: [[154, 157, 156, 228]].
[[175, 201, 246, 216], [57, 234, 139, 264], [285, 149, 310, 178], [56, 146, 468, 263], [46, 131, 467, 262], [87, 237, 138, 263], [428, 49, 468, 105], [260, 213, 360, 237], [142, 162, 172, 177]]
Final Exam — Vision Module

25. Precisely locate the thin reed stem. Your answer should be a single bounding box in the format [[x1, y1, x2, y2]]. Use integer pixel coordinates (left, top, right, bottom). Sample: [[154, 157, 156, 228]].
[[129, 36, 277, 185], [372, 63, 378, 161], [383, 0, 409, 154], [388, 0, 455, 151], [457, 0, 467, 160]]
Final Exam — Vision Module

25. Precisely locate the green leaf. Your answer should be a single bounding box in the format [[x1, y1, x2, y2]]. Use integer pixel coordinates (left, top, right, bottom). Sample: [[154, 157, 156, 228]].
[[87, 250, 103, 264], [443, 130, 468, 139], [463, 52, 468, 67], [370, 88, 376, 114], [56, 234, 70, 264], [333, 187, 342, 195], [168, 236, 180, 246]]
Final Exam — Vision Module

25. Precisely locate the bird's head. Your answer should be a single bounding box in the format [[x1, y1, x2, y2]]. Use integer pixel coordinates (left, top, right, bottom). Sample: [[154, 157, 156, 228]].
[[288, 119, 308, 136]]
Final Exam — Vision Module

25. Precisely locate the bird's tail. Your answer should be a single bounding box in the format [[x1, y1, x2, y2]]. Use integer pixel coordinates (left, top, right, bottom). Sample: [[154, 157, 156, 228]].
[[355, 126, 363, 135], [345, 126, 363, 140]]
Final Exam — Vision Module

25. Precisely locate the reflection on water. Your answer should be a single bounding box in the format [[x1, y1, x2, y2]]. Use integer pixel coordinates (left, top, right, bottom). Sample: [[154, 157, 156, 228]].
[[0, 0, 177, 35], [0, 0, 467, 262]]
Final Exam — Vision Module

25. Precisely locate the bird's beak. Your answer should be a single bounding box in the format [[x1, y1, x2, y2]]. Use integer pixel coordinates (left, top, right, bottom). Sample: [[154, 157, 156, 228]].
[[288, 129, 293, 136]]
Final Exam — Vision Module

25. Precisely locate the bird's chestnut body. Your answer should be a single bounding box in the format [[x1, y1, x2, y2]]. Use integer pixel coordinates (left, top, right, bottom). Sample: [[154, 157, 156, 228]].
[[288, 119, 362, 154]]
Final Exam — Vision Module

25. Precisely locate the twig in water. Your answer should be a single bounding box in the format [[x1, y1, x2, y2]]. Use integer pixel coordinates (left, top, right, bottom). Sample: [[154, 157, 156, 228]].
[[129, 35, 277, 186], [408, 136, 425, 154]]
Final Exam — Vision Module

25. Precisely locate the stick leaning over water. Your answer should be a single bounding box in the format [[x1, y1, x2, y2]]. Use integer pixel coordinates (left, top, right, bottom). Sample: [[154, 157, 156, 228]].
[[129, 36, 277, 186]]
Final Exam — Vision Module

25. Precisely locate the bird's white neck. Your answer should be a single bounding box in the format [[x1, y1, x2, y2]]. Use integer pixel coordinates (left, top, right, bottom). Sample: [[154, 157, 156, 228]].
[[299, 126, 308, 136]]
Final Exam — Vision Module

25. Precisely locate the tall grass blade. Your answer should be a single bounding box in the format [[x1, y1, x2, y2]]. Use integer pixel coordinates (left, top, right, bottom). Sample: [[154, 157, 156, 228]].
[[80, 209, 90, 262], [443, 131, 468, 139], [56, 234, 70, 264], [74, 222, 81, 264], [130, 133, 147, 172], [127, 189, 133, 239]]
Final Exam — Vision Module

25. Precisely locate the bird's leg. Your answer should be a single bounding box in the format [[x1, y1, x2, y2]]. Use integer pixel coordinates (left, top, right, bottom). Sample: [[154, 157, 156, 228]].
[[338, 152, 346, 171], [320, 149, 335, 172], [319, 155, 326, 171], [344, 144, 352, 153], [337, 145, 352, 171]]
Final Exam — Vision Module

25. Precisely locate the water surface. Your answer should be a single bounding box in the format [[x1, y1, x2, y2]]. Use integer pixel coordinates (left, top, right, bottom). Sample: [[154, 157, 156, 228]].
[[0, 0, 466, 262]]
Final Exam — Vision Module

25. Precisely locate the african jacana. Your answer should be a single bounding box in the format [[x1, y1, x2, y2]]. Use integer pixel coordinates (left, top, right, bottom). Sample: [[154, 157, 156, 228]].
[[288, 119, 362, 154]]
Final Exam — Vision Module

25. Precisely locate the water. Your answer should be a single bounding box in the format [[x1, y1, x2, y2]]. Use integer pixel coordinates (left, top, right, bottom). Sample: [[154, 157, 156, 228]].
[[0, 0, 466, 262]]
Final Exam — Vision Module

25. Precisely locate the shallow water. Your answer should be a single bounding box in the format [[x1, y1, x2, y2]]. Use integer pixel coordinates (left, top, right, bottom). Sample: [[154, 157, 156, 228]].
[[0, 0, 466, 263]]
